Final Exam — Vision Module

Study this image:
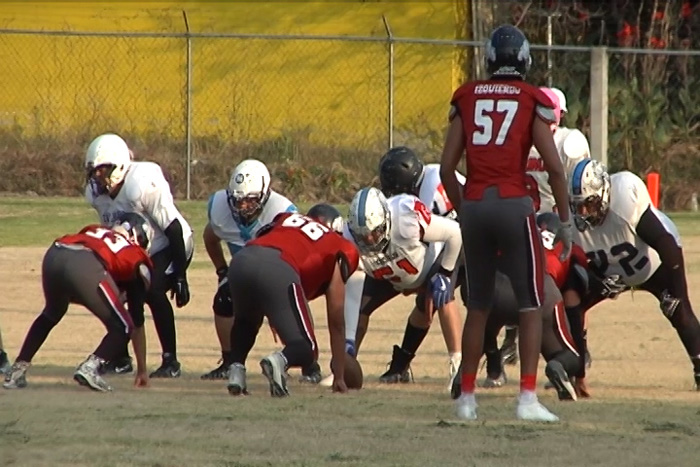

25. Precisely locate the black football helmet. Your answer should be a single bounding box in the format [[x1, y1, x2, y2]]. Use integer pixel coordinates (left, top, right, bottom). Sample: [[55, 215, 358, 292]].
[[307, 203, 344, 233], [113, 212, 152, 250], [485, 24, 532, 79], [378, 146, 425, 197]]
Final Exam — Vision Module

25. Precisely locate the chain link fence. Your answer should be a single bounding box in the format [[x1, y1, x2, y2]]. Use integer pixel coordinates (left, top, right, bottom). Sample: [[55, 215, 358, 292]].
[[0, 27, 698, 207]]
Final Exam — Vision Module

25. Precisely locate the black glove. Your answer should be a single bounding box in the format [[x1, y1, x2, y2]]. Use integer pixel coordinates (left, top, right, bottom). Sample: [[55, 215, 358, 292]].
[[170, 275, 190, 308], [212, 267, 232, 316]]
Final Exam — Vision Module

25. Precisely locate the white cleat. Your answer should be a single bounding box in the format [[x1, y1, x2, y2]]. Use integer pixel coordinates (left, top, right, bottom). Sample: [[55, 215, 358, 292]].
[[227, 362, 248, 396], [74, 355, 112, 392], [516, 398, 559, 423], [260, 351, 290, 397], [3, 361, 30, 389], [455, 394, 478, 420]]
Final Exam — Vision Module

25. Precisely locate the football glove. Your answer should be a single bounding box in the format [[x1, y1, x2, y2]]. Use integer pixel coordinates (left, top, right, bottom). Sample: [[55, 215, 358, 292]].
[[430, 270, 452, 309], [170, 275, 190, 308], [213, 266, 232, 316], [660, 290, 681, 318]]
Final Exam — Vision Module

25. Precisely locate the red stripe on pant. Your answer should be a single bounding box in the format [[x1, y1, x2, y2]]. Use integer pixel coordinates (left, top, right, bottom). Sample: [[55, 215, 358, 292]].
[[526, 213, 545, 307], [98, 280, 134, 335], [554, 301, 579, 356], [291, 283, 318, 360]]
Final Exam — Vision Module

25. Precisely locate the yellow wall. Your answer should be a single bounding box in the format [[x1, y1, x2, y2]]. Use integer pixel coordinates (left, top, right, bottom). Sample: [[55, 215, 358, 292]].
[[0, 2, 470, 150]]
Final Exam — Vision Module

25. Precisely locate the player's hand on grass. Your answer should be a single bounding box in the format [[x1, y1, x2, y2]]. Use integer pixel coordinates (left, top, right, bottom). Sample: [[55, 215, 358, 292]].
[[134, 372, 150, 388], [332, 378, 348, 394], [572, 376, 590, 398]]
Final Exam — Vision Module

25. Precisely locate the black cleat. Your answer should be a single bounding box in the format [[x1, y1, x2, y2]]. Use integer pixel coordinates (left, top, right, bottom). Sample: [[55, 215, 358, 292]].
[[545, 359, 577, 401], [379, 345, 414, 384], [99, 355, 134, 375], [299, 361, 323, 384], [150, 355, 181, 378], [201, 361, 229, 380]]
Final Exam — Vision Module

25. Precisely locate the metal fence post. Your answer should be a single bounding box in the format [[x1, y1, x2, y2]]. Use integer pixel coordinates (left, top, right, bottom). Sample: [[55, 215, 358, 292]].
[[182, 10, 193, 200], [382, 15, 394, 150], [590, 46, 608, 166]]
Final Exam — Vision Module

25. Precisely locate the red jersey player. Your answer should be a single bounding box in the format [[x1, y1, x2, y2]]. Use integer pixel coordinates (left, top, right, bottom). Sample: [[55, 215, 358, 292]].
[[224, 204, 360, 397], [4, 215, 153, 393], [439, 24, 573, 422]]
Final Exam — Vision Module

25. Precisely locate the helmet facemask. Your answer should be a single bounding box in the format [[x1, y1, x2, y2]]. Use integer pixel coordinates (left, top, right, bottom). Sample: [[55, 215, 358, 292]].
[[86, 163, 125, 196], [227, 190, 268, 226], [350, 216, 391, 254], [571, 191, 610, 231]]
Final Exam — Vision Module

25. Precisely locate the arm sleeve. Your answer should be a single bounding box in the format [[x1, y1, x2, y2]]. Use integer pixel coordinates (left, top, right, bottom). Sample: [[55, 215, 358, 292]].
[[421, 215, 462, 272], [125, 266, 149, 327], [635, 207, 686, 297], [164, 218, 188, 278]]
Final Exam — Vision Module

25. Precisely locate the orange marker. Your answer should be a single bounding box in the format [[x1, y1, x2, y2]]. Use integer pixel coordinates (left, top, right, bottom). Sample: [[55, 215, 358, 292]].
[[647, 172, 660, 208]]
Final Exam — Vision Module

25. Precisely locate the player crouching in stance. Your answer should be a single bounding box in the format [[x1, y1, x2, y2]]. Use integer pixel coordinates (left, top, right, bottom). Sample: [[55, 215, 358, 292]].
[[4, 215, 153, 392], [343, 187, 463, 377], [569, 159, 700, 390], [225, 204, 359, 397], [452, 212, 588, 401]]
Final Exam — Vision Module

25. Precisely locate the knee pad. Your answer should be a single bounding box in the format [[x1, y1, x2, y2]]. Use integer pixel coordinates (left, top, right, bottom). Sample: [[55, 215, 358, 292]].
[[212, 287, 234, 318]]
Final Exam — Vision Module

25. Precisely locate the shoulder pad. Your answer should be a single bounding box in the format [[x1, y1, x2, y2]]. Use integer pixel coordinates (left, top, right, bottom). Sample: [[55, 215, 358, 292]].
[[609, 172, 651, 227], [535, 104, 557, 124]]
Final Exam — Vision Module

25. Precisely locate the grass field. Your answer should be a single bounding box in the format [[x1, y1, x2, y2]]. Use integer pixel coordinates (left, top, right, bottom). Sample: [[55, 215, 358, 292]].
[[1, 196, 700, 466], [0, 2, 466, 148]]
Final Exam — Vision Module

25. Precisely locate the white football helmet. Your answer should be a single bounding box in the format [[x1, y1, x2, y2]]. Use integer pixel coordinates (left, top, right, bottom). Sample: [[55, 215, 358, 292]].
[[569, 159, 611, 231], [227, 159, 271, 225], [85, 133, 131, 195], [347, 187, 391, 253], [112, 211, 153, 250]]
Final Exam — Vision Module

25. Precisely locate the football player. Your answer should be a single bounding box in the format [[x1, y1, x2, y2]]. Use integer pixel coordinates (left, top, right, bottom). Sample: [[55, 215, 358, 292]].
[[342, 187, 463, 383], [4, 216, 153, 392], [569, 159, 700, 390], [501, 86, 592, 366], [453, 213, 588, 401], [377, 146, 466, 388], [201, 159, 299, 380], [440, 24, 573, 422], [224, 204, 360, 397], [84, 133, 194, 378]]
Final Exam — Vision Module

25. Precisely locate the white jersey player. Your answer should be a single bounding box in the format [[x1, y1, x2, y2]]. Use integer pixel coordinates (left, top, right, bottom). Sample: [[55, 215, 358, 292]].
[[84, 133, 193, 378], [201, 159, 297, 380], [526, 87, 590, 213], [340, 187, 462, 386], [569, 159, 700, 390]]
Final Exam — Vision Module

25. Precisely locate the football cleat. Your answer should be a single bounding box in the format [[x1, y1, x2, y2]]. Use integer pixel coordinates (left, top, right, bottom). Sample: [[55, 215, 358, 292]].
[[299, 361, 323, 384], [74, 355, 113, 392], [3, 361, 30, 389], [149, 354, 181, 378], [260, 352, 289, 397], [227, 363, 248, 396], [455, 393, 478, 421], [379, 345, 414, 384], [201, 360, 230, 380], [545, 360, 577, 401], [99, 355, 134, 375], [516, 397, 560, 423]]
